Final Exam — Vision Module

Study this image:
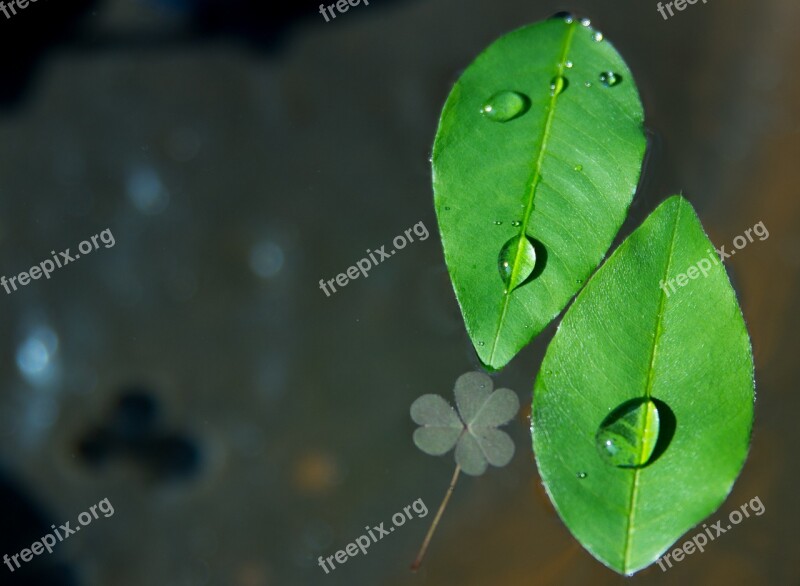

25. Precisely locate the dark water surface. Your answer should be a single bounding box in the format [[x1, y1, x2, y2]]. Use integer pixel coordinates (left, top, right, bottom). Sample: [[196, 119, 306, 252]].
[[0, 0, 797, 584]]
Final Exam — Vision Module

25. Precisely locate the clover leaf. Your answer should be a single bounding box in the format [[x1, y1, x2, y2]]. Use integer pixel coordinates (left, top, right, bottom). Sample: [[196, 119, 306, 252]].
[[411, 372, 519, 476]]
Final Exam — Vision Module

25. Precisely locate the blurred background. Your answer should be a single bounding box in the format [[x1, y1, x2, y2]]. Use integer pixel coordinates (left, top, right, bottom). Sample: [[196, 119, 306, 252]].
[[0, 0, 797, 584]]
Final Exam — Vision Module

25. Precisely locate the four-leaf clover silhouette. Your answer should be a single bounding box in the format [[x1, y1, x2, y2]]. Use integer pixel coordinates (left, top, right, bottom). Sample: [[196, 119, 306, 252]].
[[410, 371, 519, 476]]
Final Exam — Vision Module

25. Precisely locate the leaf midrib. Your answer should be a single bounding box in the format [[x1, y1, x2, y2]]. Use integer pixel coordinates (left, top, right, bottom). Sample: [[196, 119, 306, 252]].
[[488, 21, 577, 365], [621, 199, 683, 572]]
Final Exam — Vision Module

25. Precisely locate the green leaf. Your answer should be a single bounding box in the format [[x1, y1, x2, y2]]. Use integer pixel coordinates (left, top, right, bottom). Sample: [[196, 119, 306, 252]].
[[531, 196, 755, 575], [410, 372, 520, 475], [432, 16, 646, 369]]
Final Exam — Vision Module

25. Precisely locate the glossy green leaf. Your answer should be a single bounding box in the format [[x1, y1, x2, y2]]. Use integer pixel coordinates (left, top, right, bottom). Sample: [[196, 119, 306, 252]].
[[433, 16, 646, 369], [532, 196, 755, 575]]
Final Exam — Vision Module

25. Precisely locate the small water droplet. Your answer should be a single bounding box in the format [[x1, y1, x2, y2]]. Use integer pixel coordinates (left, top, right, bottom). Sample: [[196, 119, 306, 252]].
[[577, 472, 587, 479], [498, 235, 537, 291], [477, 341, 485, 347], [444, 206, 451, 211], [584, 81, 592, 88], [510, 220, 522, 227], [494, 220, 503, 225], [599, 71, 621, 87], [574, 164, 583, 171], [595, 398, 661, 468], [580, 18, 591, 27], [565, 61, 574, 69], [550, 76, 567, 96], [593, 31, 604, 42], [481, 91, 530, 122]]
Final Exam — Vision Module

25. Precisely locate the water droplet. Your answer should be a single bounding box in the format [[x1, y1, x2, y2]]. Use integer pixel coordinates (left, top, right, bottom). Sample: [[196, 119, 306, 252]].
[[565, 61, 574, 69], [498, 235, 537, 292], [481, 91, 530, 122], [577, 472, 587, 479], [584, 81, 592, 88], [574, 164, 583, 171], [599, 71, 621, 87], [580, 18, 591, 27], [595, 398, 661, 468], [550, 76, 567, 96], [477, 341, 485, 347], [510, 220, 522, 227], [444, 206, 451, 211], [593, 31, 604, 42], [494, 220, 503, 225]]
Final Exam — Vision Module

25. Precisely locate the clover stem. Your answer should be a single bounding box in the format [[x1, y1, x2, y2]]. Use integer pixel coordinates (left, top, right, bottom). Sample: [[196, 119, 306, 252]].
[[411, 463, 461, 572]]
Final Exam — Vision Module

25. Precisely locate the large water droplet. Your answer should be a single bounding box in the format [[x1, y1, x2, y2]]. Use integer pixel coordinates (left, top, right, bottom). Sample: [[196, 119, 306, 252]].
[[481, 91, 530, 122], [550, 76, 567, 96], [595, 398, 661, 468], [498, 235, 537, 292], [599, 71, 621, 87], [580, 18, 591, 27]]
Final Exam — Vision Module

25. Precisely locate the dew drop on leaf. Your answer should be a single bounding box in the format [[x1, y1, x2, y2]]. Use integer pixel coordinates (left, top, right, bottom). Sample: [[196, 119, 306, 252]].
[[580, 18, 591, 27], [574, 164, 583, 171], [498, 235, 537, 292], [550, 76, 567, 96], [480, 91, 530, 122], [599, 71, 621, 87], [577, 472, 587, 479], [595, 398, 661, 468], [510, 220, 522, 227], [593, 31, 604, 42]]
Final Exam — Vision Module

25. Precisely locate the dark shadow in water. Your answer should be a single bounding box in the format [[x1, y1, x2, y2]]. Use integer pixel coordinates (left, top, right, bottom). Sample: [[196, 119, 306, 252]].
[[0, 0, 408, 109], [0, 471, 80, 585], [76, 384, 203, 483]]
